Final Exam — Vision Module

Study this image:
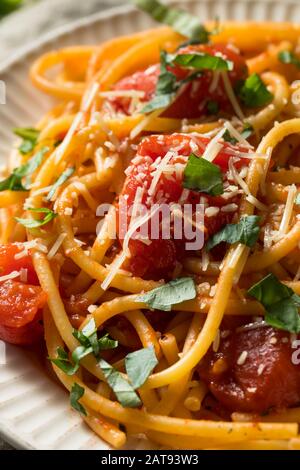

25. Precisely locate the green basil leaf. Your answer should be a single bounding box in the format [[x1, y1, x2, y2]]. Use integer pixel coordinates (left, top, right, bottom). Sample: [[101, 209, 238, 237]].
[[223, 124, 254, 145], [98, 358, 142, 408], [49, 347, 79, 376], [142, 93, 175, 113], [183, 153, 223, 196], [0, 174, 26, 192], [98, 333, 118, 351], [47, 167, 75, 201], [71, 345, 93, 365], [207, 100, 219, 115], [0, 147, 48, 192], [73, 319, 118, 359], [206, 215, 261, 251], [125, 345, 158, 389], [70, 383, 87, 416], [133, 0, 210, 43], [137, 277, 196, 311], [223, 129, 237, 145], [248, 273, 300, 333], [236, 73, 273, 108], [174, 53, 233, 71], [14, 127, 40, 155], [0, 0, 22, 16], [295, 193, 300, 205], [15, 207, 57, 228], [278, 50, 300, 69]]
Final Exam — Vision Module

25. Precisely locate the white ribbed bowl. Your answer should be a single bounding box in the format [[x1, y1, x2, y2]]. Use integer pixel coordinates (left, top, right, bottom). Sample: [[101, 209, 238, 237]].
[[1, 0, 300, 450]]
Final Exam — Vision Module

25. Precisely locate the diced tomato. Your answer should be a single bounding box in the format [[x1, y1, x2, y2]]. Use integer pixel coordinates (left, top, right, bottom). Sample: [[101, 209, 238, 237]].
[[111, 44, 247, 119], [118, 133, 248, 280], [0, 280, 47, 345], [198, 326, 300, 413], [138, 133, 247, 171], [0, 243, 39, 285]]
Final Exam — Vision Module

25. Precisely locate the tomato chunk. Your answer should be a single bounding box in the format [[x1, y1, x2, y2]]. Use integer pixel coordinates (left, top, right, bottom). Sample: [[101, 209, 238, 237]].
[[198, 326, 300, 413], [111, 44, 247, 118], [0, 280, 47, 345], [118, 133, 248, 279], [0, 243, 39, 285]]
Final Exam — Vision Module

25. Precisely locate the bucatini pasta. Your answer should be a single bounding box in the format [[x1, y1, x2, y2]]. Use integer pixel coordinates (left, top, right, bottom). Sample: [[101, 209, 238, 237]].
[[2, 0, 300, 450]]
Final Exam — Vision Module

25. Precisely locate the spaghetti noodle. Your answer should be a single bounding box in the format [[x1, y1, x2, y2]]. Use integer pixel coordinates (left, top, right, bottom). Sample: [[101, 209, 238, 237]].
[[2, 0, 300, 450]]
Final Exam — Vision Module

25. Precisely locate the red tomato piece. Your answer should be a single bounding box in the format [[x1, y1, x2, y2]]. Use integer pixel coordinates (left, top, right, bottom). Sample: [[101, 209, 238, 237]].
[[0, 243, 39, 285], [0, 280, 47, 345], [118, 133, 248, 279], [198, 326, 300, 413], [111, 44, 247, 118]]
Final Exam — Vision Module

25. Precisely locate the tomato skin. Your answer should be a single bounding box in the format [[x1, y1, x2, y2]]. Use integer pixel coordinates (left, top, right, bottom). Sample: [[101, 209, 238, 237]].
[[0, 243, 39, 285], [198, 326, 300, 413], [0, 280, 47, 345], [112, 44, 247, 118]]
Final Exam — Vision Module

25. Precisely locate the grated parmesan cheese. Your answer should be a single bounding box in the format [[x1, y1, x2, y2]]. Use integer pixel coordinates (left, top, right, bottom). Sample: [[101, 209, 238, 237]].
[[47, 233, 67, 260]]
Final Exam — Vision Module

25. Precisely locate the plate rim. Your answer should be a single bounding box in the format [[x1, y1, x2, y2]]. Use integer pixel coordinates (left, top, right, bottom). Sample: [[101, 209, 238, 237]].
[[0, 0, 299, 451]]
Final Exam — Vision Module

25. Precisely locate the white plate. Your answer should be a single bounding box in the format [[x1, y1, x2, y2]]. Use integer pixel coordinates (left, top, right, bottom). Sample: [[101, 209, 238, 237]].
[[1, 0, 300, 450]]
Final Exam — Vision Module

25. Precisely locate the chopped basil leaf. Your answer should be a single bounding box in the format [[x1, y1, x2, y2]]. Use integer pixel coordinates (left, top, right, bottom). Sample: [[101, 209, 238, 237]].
[[206, 215, 261, 251], [49, 347, 79, 376], [125, 345, 158, 389], [248, 273, 300, 333], [223, 123, 254, 145], [295, 193, 300, 205], [174, 53, 233, 71], [99, 358, 142, 408], [278, 50, 300, 69], [223, 129, 237, 145], [142, 51, 177, 113], [0, 0, 22, 16], [73, 319, 118, 359], [207, 100, 219, 115], [46, 166, 75, 201], [133, 0, 210, 43], [71, 345, 93, 366], [241, 123, 254, 140], [70, 383, 87, 416], [138, 277, 196, 311], [0, 146, 48, 192], [236, 73, 273, 108], [15, 207, 57, 228], [14, 127, 40, 155], [183, 153, 223, 196]]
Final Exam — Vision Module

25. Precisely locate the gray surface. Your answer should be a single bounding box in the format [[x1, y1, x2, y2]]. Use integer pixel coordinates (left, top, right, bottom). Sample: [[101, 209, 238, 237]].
[[0, 0, 127, 451]]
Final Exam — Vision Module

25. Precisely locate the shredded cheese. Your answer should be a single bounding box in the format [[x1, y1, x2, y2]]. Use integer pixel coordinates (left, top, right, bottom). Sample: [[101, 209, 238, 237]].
[[221, 71, 245, 121], [47, 233, 67, 260], [279, 184, 297, 236], [202, 126, 226, 162], [0, 271, 20, 282]]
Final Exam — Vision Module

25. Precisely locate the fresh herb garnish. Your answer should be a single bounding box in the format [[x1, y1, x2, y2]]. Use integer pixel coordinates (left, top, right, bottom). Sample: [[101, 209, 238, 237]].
[[138, 277, 196, 311], [0, 146, 48, 192], [49, 347, 79, 376], [72, 319, 118, 360], [99, 358, 142, 408], [206, 215, 261, 251], [70, 383, 87, 416], [295, 193, 300, 205], [236, 73, 273, 108], [174, 53, 233, 71], [46, 166, 75, 201], [125, 345, 158, 389], [248, 273, 300, 333], [14, 127, 40, 155], [207, 100, 219, 115], [278, 50, 300, 69], [133, 0, 210, 43], [15, 207, 57, 228], [223, 123, 254, 145], [183, 153, 223, 196]]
